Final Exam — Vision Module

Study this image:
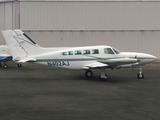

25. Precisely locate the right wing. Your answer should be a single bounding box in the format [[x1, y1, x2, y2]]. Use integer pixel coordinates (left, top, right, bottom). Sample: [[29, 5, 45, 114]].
[[83, 58, 139, 69]]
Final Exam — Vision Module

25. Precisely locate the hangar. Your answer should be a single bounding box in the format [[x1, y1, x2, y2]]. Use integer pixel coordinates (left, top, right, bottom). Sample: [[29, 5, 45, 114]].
[[0, 0, 160, 58]]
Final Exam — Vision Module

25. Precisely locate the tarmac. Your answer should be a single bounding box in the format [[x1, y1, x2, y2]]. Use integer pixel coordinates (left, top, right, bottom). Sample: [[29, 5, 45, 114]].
[[0, 61, 160, 120]]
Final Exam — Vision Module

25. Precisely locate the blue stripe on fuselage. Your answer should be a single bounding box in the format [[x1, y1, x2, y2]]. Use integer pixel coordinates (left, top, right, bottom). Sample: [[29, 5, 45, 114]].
[[0, 56, 12, 60]]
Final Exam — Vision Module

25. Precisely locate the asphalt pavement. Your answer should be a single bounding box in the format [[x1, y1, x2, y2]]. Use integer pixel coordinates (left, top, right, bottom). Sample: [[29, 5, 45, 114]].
[[0, 62, 160, 120]]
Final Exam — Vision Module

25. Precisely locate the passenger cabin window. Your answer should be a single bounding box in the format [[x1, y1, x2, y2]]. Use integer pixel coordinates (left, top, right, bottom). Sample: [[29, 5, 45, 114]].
[[68, 51, 73, 55], [74, 50, 82, 55], [104, 48, 114, 54], [61, 52, 67, 55], [92, 49, 99, 54], [83, 50, 90, 54]]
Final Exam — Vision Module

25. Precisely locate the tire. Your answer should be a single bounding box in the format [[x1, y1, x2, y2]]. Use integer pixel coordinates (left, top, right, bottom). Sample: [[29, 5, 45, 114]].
[[85, 70, 93, 78], [137, 73, 144, 79]]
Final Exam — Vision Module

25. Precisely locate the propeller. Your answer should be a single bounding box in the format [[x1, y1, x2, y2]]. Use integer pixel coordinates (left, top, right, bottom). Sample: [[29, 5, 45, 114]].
[[135, 55, 137, 58]]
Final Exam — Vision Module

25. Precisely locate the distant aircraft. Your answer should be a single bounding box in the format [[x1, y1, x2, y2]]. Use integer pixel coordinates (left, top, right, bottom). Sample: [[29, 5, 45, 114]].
[[0, 45, 13, 68], [0, 45, 22, 68], [2, 30, 157, 80]]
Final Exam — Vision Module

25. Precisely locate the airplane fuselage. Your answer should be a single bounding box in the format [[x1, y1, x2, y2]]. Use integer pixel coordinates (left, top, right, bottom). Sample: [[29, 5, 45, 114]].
[[28, 45, 157, 69]]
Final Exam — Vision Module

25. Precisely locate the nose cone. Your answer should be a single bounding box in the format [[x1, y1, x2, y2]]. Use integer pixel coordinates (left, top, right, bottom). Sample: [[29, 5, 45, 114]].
[[149, 55, 157, 61], [137, 53, 158, 65], [143, 54, 158, 63]]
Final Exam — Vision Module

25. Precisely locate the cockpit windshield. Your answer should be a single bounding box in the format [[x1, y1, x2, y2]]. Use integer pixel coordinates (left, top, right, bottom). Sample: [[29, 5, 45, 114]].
[[112, 48, 120, 54], [104, 48, 114, 54]]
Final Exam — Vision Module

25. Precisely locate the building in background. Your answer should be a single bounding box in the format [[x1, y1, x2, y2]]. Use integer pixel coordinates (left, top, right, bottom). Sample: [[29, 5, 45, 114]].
[[0, 0, 160, 58]]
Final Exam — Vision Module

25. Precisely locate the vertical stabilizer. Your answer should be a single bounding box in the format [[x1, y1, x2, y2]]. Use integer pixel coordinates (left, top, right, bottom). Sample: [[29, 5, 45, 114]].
[[2, 30, 42, 61]]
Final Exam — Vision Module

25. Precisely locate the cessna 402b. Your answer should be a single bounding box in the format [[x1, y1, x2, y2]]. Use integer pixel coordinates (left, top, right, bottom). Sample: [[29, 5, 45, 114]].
[[2, 30, 157, 80]]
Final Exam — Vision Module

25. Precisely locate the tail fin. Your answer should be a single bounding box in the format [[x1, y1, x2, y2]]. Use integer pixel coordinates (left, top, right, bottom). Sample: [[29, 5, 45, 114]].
[[2, 30, 42, 61]]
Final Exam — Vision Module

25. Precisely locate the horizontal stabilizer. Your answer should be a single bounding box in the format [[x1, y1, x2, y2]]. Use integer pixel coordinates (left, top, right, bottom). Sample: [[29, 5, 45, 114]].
[[17, 57, 36, 63]]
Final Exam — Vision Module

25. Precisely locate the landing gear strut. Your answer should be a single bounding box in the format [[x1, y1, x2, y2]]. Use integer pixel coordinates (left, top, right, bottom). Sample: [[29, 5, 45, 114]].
[[99, 68, 108, 81], [137, 67, 144, 79]]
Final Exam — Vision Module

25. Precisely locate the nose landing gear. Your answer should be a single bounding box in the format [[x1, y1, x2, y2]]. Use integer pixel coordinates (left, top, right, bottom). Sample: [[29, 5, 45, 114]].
[[137, 67, 144, 79]]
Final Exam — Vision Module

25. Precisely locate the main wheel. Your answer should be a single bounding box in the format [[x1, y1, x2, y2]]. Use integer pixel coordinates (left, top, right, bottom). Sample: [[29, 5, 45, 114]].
[[137, 72, 144, 79], [85, 70, 93, 78]]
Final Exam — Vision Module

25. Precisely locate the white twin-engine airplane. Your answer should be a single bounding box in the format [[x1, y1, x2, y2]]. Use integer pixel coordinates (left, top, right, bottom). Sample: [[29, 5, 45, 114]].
[[2, 30, 157, 80]]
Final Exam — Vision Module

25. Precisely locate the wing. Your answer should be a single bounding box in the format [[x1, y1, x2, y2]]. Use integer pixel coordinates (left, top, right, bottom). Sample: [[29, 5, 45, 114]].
[[83, 58, 139, 69]]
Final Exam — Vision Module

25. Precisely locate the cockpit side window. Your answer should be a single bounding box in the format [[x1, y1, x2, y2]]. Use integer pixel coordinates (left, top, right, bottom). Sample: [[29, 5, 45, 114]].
[[112, 48, 120, 54], [104, 48, 114, 54]]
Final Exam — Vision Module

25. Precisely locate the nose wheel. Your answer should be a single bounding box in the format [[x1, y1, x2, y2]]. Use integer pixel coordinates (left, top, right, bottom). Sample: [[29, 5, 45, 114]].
[[137, 67, 144, 79]]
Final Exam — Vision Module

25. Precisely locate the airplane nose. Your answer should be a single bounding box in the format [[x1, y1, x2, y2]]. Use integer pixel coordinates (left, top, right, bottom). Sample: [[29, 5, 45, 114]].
[[149, 55, 158, 62]]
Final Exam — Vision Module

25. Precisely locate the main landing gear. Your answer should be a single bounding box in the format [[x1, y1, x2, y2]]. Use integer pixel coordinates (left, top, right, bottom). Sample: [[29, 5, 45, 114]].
[[85, 68, 108, 81], [99, 68, 108, 81], [137, 67, 144, 79]]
